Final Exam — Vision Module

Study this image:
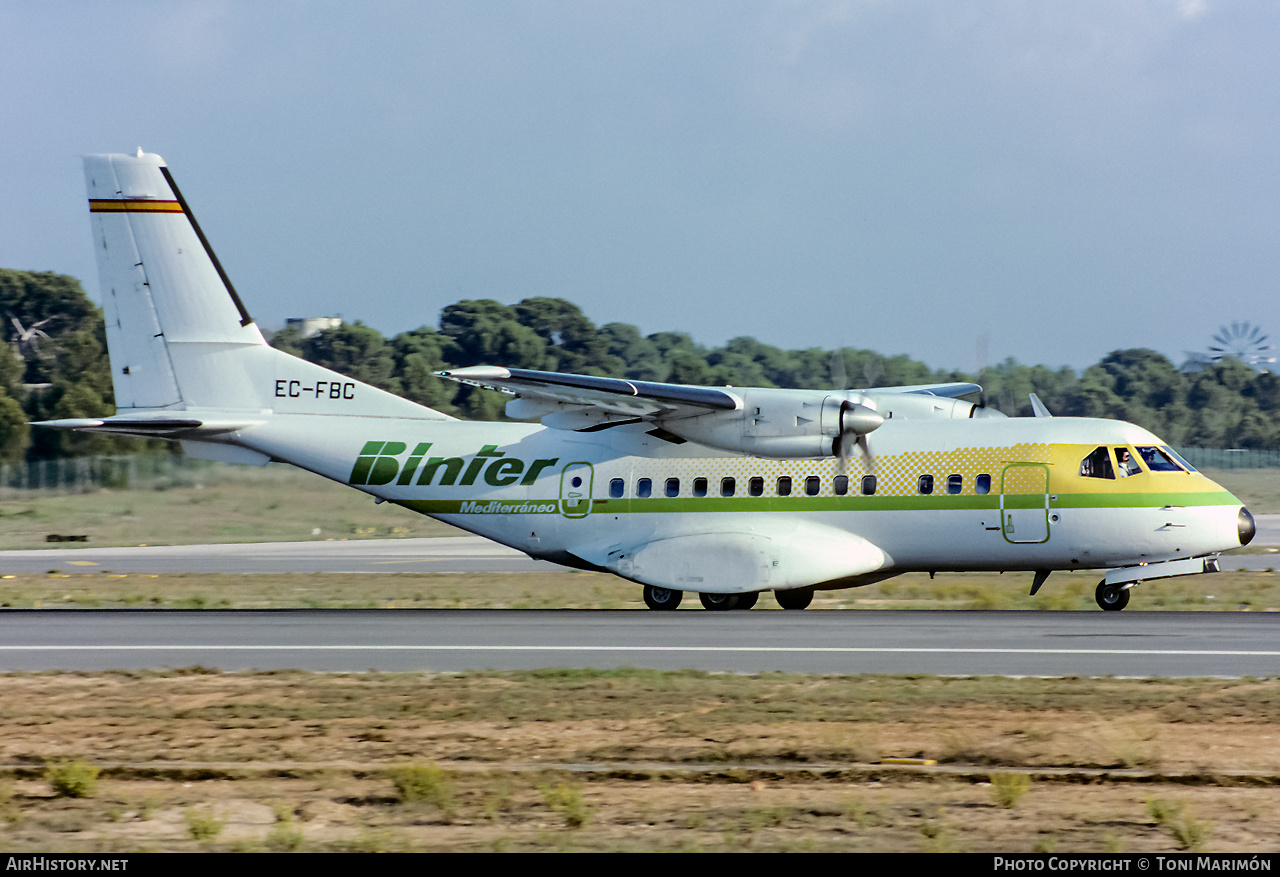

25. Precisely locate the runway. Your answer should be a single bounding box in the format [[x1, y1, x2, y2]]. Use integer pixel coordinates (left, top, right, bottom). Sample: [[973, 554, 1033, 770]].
[[1, 517, 1277, 677], [0, 608, 1277, 676]]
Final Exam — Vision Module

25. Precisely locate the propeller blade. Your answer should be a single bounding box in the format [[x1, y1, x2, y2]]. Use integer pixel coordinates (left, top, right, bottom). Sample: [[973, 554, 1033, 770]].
[[856, 434, 875, 475], [835, 400, 883, 474]]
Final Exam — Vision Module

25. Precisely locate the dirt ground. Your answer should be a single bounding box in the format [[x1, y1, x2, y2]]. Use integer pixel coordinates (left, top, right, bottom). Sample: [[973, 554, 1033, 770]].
[[1, 671, 1278, 852]]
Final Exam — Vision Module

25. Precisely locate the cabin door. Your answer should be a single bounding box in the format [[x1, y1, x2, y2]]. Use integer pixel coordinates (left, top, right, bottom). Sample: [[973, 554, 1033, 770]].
[[558, 462, 595, 519], [1000, 464, 1049, 544]]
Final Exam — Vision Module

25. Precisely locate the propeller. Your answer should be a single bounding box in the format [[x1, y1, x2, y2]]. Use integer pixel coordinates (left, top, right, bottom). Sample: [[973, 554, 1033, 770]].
[[834, 398, 883, 475]]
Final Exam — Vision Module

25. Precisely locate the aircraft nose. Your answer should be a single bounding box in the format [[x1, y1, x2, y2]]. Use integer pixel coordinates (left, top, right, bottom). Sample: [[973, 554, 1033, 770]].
[[1239, 507, 1256, 546]]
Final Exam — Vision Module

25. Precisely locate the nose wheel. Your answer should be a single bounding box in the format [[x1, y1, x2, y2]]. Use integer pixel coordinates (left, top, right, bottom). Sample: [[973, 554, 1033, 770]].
[[1095, 581, 1130, 611]]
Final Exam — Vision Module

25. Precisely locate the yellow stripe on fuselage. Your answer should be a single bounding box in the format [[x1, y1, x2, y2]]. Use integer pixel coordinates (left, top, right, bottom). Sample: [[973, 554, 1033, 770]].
[[88, 199, 183, 213]]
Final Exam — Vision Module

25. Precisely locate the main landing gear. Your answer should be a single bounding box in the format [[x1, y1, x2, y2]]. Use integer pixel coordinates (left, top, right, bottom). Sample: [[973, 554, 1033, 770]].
[[642, 586, 760, 610], [643, 585, 683, 610], [699, 591, 760, 610], [1095, 581, 1130, 612], [774, 588, 814, 610]]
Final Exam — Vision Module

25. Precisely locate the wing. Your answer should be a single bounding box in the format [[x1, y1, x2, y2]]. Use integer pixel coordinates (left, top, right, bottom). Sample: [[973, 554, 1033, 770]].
[[435, 366, 740, 424], [869, 382, 983, 400], [436, 366, 997, 456]]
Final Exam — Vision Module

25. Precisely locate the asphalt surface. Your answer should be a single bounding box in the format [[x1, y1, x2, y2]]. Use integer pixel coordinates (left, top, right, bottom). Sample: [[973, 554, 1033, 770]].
[[1, 516, 1276, 677], [0, 608, 1276, 676]]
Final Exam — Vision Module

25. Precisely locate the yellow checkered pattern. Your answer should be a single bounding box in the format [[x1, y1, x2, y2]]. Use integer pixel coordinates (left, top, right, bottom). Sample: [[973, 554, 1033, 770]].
[[635, 443, 1050, 497]]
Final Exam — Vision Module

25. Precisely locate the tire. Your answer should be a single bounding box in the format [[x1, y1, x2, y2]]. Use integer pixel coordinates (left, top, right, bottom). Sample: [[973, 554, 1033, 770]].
[[775, 588, 814, 610], [1095, 581, 1130, 611], [735, 591, 759, 611], [699, 592, 741, 611], [643, 585, 683, 611]]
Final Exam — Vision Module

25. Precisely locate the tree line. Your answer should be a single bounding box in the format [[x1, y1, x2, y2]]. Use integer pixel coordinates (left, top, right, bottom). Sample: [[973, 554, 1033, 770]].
[[2, 268, 1278, 464]]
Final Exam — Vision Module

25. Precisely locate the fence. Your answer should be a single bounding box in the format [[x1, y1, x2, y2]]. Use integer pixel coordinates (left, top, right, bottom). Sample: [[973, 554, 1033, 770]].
[[1174, 447, 1280, 470], [0, 453, 217, 498]]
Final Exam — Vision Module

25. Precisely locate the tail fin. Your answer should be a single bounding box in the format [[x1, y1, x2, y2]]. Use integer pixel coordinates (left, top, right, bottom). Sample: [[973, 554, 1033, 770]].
[[76, 151, 446, 424], [85, 151, 264, 410]]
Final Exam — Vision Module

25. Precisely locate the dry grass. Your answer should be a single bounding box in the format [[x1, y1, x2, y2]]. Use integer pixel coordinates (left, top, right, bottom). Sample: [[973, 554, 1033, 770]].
[[2, 568, 1278, 611], [1, 670, 1279, 852], [1205, 467, 1280, 516]]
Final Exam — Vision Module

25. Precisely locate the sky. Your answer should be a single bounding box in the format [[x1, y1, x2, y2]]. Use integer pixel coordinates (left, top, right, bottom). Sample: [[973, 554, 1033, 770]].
[[2, 0, 1277, 374]]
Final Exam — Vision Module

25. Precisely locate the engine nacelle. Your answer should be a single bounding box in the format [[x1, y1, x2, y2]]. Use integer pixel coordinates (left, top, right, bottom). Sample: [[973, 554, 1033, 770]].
[[861, 392, 1006, 422], [663, 388, 880, 459], [660, 387, 1004, 458]]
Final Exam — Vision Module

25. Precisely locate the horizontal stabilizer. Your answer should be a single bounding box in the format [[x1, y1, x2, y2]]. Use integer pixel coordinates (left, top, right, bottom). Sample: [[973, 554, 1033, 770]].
[[32, 415, 263, 438]]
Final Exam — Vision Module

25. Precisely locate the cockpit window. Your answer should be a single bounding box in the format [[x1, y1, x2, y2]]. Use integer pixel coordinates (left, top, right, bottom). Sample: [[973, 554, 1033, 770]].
[[1114, 447, 1141, 478], [1161, 446, 1197, 473], [1080, 447, 1114, 479], [1136, 446, 1184, 472]]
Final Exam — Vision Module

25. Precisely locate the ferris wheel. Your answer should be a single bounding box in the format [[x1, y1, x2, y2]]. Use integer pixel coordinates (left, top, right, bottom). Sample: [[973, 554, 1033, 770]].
[[1207, 322, 1275, 370]]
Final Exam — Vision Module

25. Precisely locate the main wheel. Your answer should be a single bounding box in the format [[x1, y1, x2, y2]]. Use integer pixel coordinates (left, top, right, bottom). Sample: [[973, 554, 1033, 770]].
[[1095, 581, 1130, 611], [699, 592, 741, 611], [735, 591, 759, 610], [775, 588, 814, 610], [643, 585, 683, 610]]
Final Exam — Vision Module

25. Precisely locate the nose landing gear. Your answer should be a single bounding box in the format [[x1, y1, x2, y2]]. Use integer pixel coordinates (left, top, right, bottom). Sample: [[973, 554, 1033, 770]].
[[1095, 581, 1130, 611]]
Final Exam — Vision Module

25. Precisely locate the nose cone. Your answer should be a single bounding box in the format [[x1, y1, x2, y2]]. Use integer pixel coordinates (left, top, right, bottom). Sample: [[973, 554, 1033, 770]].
[[1239, 507, 1256, 546]]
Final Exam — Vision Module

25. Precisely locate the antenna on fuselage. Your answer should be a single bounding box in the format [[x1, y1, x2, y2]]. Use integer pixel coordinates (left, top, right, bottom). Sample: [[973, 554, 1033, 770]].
[[1029, 394, 1053, 417]]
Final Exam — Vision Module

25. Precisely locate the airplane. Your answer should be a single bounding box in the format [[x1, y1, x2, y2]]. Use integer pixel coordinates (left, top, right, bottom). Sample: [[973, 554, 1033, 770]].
[[36, 151, 1256, 612]]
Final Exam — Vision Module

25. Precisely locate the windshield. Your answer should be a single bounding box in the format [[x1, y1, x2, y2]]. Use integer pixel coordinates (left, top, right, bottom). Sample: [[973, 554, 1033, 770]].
[[1136, 446, 1185, 472], [1161, 446, 1197, 473]]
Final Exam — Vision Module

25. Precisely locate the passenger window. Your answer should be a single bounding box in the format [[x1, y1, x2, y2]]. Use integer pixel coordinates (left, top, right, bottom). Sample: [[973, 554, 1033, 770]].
[[1079, 447, 1115, 479], [975, 474, 991, 495], [805, 475, 820, 496], [1114, 447, 1140, 478], [861, 475, 876, 495], [946, 474, 962, 495], [637, 478, 652, 498], [833, 475, 848, 496], [609, 478, 624, 499], [777, 476, 792, 496], [665, 477, 680, 497], [693, 477, 708, 497], [721, 477, 735, 497], [918, 474, 934, 495], [1136, 446, 1183, 472], [749, 477, 764, 497]]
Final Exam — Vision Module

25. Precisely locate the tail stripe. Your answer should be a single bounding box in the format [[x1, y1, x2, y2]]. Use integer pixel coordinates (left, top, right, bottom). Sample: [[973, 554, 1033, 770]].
[[89, 199, 183, 213]]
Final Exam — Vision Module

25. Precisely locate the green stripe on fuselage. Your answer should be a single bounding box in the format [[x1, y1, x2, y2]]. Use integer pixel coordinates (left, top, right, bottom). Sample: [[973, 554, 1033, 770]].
[[397, 490, 1237, 516]]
